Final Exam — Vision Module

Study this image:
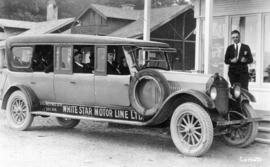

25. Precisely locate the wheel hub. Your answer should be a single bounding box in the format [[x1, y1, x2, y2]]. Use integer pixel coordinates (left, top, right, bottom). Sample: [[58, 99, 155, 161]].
[[177, 113, 202, 146]]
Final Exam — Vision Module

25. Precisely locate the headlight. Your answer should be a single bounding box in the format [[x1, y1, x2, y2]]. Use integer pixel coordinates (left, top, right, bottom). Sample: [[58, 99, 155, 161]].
[[210, 86, 217, 100], [233, 84, 241, 98]]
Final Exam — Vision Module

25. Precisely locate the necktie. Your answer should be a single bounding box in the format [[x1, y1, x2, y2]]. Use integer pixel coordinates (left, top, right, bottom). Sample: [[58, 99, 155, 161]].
[[235, 44, 238, 60]]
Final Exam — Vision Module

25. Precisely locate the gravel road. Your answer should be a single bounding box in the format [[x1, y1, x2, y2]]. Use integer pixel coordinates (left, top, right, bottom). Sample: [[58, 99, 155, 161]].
[[0, 110, 269, 167]]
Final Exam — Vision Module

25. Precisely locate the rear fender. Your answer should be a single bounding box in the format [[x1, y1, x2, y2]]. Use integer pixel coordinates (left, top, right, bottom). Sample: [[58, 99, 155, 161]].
[[147, 89, 215, 126], [1, 85, 40, 111]]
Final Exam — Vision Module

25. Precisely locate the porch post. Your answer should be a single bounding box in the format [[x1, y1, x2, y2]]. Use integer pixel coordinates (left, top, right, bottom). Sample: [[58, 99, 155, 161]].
[[143, 0, 151, 41], [204, 0, 213, 74]]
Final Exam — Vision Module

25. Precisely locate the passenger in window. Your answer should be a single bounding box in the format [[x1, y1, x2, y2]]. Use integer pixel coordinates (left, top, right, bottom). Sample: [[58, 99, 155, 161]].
[[73, 51, 85, 73], [118, 57, 130, 75], [84, 51, 94, 73], [32, 54, 44, 71], [44, 57, 53, 73], [107, 52, 119, 75]]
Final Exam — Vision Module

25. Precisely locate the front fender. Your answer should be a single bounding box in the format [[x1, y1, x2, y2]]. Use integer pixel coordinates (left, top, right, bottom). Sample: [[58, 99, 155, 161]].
[[164, 89, 215, 109], [147, 89, 215, 126], [1, 85, 40, 111], [241, 88, 256, 103]]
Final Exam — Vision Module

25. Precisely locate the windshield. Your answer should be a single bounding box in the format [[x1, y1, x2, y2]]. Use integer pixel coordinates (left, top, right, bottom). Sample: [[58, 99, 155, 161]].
[[123, 46, 170, 70]]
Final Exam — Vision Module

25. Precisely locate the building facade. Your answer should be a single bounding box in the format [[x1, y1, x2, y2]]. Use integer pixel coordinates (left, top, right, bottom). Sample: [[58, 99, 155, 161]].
[[74, 4, 196, 70], [193, 0, 270, 111]]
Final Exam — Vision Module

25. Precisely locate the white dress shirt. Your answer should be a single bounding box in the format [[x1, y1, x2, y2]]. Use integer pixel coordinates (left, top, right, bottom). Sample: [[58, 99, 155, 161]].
[[234, 43, 241, 59]]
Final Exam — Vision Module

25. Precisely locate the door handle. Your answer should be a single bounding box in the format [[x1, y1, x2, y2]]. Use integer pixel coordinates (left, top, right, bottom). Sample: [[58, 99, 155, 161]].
[[70, 81, 76, 84], [30, 81, 36, 85]]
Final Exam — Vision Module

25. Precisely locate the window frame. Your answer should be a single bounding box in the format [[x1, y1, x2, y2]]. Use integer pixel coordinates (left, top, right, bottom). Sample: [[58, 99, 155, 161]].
[[54, 45, 73, 74], [229, 14, 261, 86], [10, 46, 33, 70], [94, 45, 107, 76], [261, 13, 270, 87]]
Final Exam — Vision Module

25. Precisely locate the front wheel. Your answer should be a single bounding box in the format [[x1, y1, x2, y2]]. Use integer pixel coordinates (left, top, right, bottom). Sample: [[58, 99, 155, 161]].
[[222, 103, 258, 147], [6, 90, 33, 131], [56, 117, 80, 129], [170, 102, 214, 157]]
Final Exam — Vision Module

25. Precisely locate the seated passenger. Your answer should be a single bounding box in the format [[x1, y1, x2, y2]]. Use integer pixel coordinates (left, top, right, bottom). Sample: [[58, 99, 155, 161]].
[[73, 51, 85, 73], [107, 52, 119, 75], [32, 55, 44, 71], [118, 57, 130, 75], [84, 51, 94, 73]]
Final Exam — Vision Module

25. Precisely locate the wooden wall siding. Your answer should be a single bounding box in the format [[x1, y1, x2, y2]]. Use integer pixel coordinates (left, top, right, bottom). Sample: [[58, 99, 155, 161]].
[[151, 9, 196, 70], [72, 8, 133, 35], [79, 9, 107, 26], [194, 0, 270, 18], [72, 18, 132, 35]]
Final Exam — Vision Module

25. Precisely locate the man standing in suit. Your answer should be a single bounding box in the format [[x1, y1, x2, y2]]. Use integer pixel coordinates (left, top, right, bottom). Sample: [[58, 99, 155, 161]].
[[224, 30, 253, 90]]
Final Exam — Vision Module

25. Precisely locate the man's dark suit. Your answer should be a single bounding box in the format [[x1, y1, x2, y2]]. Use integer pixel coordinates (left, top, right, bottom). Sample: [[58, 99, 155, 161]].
[[73, 63, 85, 73], [107, 62, 119, 75], [224, 43, 253, 90]]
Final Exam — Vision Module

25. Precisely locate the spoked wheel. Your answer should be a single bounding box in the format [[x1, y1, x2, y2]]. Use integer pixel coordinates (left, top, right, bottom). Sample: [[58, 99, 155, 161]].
[[6, 90, 33, 131], [222, 102, 258, 147], [170, 103, 213, 157], [56, 117, 80, 129]]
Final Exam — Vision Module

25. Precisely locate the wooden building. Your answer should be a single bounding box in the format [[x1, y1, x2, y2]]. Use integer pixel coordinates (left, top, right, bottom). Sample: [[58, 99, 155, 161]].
[[193, 0, 270, 111], [72, 4, 141, 35], [74, 4, 196, 70]]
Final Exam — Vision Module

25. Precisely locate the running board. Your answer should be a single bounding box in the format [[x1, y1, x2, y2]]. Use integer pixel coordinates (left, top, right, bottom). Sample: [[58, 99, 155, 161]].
[[32, 111, 147, 126]]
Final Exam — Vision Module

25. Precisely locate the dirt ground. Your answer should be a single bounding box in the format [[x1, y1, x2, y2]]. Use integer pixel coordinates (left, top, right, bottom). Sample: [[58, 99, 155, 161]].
[[0, 110, 269, 167]]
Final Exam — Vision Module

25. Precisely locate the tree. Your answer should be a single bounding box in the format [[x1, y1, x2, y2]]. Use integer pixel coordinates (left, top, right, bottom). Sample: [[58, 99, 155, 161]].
[[1, 0, 46, 21]]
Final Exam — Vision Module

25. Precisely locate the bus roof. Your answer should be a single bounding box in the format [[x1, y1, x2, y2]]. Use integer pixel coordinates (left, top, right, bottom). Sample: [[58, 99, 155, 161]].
[[6, 34, 170, 48]]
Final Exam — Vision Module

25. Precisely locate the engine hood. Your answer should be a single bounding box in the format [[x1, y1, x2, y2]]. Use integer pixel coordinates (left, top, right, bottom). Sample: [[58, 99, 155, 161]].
[[158, 70, 212, 92]]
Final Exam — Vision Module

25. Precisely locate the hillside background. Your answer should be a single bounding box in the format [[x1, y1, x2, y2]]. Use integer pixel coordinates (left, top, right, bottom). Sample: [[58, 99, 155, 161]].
[[0, 0, 187, 21]]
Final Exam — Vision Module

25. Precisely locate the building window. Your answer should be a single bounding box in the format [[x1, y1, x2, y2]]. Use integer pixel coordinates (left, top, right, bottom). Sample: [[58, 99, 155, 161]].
[[200, 17, 226, 75], [209, 18, 226, 75], [231, 15, 258, 83], [263, 14, 270, 83]]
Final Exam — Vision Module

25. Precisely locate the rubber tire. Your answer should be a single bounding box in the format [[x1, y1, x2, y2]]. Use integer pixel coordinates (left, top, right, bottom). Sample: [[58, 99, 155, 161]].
[[129, 69, 170, 116], [56, 117, 80, 129], [170, 102, 214, 157], [6, 90, 33, 131], [222, 103, 258, 147]]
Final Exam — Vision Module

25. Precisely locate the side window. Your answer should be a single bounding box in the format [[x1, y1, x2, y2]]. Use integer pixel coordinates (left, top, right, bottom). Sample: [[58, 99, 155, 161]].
[[55, 46, 72, 74], [11, 47, 32, 68], [95, 46, 107, 75], [32, 45, 54, 73], [61, 47, 72, 70]]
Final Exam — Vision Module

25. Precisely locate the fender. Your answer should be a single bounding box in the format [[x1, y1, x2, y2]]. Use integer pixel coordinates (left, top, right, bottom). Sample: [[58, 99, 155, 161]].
[[240, 88, 256, 103], [146, 89, 215, 126], [1, 85, 40, 111]]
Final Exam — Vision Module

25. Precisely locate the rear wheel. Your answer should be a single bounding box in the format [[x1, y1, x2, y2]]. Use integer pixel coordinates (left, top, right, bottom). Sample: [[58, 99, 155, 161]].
[[170, 102, 213, 157], [222, 102, 258, 147], [56, 117, 80, 129], [6, 90, 33, 131]]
